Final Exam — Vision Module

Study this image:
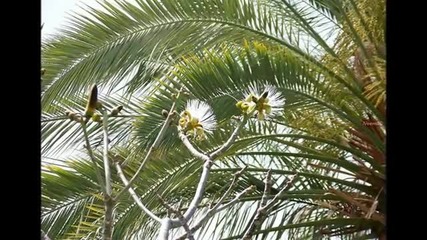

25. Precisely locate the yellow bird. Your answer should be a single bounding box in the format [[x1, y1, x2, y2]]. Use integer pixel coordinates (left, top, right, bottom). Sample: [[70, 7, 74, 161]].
[[84, 84, 98, 123]]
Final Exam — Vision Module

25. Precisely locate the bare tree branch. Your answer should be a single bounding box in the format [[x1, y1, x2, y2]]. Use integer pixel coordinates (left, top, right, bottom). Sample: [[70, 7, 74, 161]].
[[212, 166, 248, 211], [179, 132, 211, 162], [241, 170, 272, 240], [115, 162, 162, 223], [102, 111, 114, 240], [210, 115, 249, 159], [175, 138, 213, 224], [115, 88, 183, 201], [157, 195, 194, 240], [157, 218, 172, 240], [81, 122, 106, 194], [103, 196, 114, 240], [215, 185, 255, 212], [260, 169, 272, 207], [242, 173, 298, 240], [175, 185, 255, 240], [102, 111, 112, 196], [161, 116, 250, 238], [177, 116, 250, 225]]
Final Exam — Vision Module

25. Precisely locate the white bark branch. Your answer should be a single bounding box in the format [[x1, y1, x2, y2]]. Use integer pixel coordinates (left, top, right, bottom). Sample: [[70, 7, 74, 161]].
[[102, 111, 112, 196], [157, 195, 194, 240], [102, 111, 114, 240], [115, 162, 162, 223], [81, 123, 106, 194], [179, 133, 211, 162], [179, 147, 213, 223], [157, 218, 172, 240], [209, 115, 248, 159], [170, 117, 249, 230], [159, 110, 250, 237]]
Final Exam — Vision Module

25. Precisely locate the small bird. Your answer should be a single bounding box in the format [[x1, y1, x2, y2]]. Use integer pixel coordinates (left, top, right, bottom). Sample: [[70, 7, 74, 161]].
[[258, 91, 268, 103], [255, 91, 269, 120], [84, 84, 98, 123], [65, 111, 82, 123], [110, 105, 123, 116]]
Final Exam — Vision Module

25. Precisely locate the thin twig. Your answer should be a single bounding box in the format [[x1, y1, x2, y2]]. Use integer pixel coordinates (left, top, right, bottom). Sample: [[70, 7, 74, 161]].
[[242, 174, 298, 240], [212, 166, 248, 211], [157, 195, 194, 240], [81, 122, 106, 194], [210, 115, 249, 159], [260, 170, 272, 207], [263, 174, 298, 212], [115, 88, 183, 201], [215, 185, 255, 212], [115, 162, 162, 223]]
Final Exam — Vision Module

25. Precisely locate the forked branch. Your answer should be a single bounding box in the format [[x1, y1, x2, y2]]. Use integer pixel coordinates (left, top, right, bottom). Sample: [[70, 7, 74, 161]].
[[242, 173, 298, 239]]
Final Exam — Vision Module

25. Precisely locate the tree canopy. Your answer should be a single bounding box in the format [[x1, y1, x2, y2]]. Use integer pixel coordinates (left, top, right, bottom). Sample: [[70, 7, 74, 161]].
[[41, 0, 385, 239]]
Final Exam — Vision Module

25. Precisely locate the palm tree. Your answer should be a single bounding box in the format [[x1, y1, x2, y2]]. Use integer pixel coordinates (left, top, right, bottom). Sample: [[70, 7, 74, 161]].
[[42, 0, 385, 239]]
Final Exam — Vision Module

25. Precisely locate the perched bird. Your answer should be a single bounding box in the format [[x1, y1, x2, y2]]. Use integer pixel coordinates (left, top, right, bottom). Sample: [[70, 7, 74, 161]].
[[237, 85, 284, 120], [110, 105, 123, 116], [65, 111, 82, 123], [236, 90, 272, 120], [254, 91, 270, 120], [259, 91, 269, 102], [84, 84, 98, 123]]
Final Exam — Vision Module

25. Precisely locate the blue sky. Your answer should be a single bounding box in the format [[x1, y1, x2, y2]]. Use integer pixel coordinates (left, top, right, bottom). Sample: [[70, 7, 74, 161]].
[[42, 0, 98, 38]]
